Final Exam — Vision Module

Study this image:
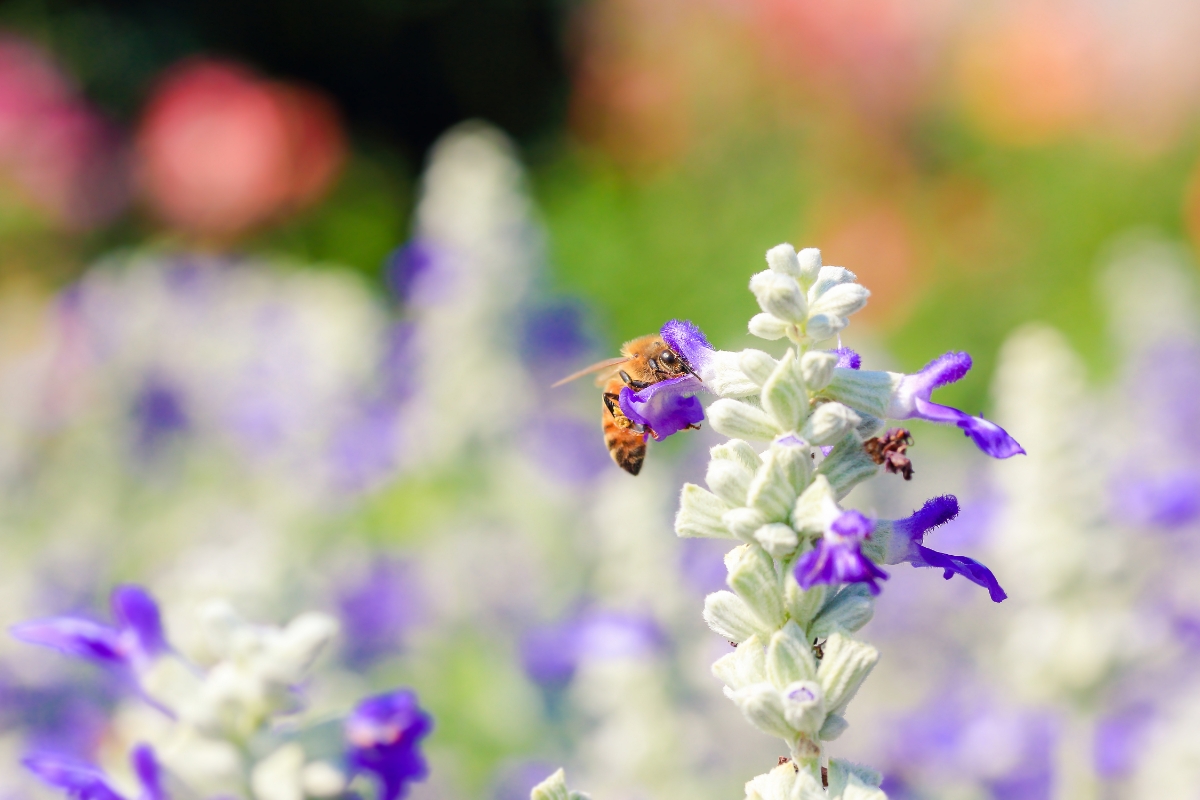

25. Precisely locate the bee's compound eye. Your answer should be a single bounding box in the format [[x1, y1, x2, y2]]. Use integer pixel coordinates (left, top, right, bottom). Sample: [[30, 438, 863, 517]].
[[661, 350, 677, 365]]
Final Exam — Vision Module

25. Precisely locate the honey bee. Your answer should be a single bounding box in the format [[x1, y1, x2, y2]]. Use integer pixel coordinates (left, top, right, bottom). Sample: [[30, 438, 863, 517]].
[[552, 334, 699, 475]]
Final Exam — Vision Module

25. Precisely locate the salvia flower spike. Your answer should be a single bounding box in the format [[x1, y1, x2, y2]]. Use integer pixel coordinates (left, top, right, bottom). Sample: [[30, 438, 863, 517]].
[[537, 242, 1022, 799]]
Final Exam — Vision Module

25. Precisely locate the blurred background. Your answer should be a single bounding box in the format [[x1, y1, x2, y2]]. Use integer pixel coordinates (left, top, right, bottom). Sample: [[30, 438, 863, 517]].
[[0, 0, 1199, 798]]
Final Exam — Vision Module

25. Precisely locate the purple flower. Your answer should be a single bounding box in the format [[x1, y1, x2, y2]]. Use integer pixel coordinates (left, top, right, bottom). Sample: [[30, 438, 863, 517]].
[[831, 348, 861, 370], [614, 318, 713, 439], [794, 510, 889, 595], [1093, 704, 1154, 779], [880, 496, 1007, 602], [887, 352, 1024, 459], [131, 376, 188, 451], [520, 301, 593, 369], [1115, 471, 1200, 529], [660, 318, 713, 373], [336, 559, 423, 668], [384, 241, 437, 304], [520, 610, 665, 687], [11, 586, 167, 671], [345, 689, 432, 800], [24, 743, 164, 800], [618, 376, 705, 439]]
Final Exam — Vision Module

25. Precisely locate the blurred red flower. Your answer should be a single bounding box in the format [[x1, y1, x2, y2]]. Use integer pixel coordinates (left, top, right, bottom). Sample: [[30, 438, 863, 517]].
[[136, 59, 345, 238]]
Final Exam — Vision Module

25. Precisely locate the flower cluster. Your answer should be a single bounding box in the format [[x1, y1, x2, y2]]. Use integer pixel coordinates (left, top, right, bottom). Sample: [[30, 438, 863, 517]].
[[611, 244, 1019, 796], [13, 585, 432, 800]]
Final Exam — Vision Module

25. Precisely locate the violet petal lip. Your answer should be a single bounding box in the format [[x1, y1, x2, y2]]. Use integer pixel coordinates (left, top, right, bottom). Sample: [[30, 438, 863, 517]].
[[618, 375, 705, 439], [891, 352, 1025, 459], [10, 584, 168, 668], [831, 347, 861, 370], [890, 496, 1007, 602], [660, 319, 713, 372]]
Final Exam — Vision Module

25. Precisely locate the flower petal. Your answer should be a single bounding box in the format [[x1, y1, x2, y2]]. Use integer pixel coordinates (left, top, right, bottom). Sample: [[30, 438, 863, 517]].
[[11, 618, 126, 665], [345, 689, 433, 800], [794, 540, 889, 595], [910, 546, 1007, 603], [912, 398, 1025, 458], [660, 319, 712, 372], [130, 745, 165, 800], [618, 376, 705, 439], [831, 348, 861, 370], [111, 585, 167, 659], [22, 754, 127, 800]]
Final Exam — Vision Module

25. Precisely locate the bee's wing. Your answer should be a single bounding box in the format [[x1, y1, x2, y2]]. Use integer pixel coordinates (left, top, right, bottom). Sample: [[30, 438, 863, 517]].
[[551, 356, 631, 388]]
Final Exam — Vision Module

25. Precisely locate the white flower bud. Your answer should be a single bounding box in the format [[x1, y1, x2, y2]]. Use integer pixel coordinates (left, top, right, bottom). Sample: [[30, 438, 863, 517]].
[[747, 449, 798, 521], [712, 438, 763, 474], [251, 744, 304, 800], [713, 634, 767, 689], [751, 271, 808, 323], [809, 283, 870, 320], [807, 266, 858, 303], [799, 350, 838, 391], [800, 402, 861, 446], [804, 313, 846, 342], [704, 591, 770, 642], [531, 769, 591, 800], [781, 680, 825, 735], [724, 506, 769, 540], [785, 574, 827, 628], [810, 585, 875, 640], [827, 760, 884, 798], [791, 474, 840, 535], [766, 243, 801, 278], [818, 713, 849, 741], [740, 349, 779, 386], [797, 247, 822, 286], [748, 312, 790, 341], [821, 369, 898, 419], [730, 683, 793, 739], [761, 350, 808, 432], [766, 620, 818, 687], [702, 349, 762, 397], [301, 762, 347, 798], [709, 399, 781, 441], [727, 545, 785, 630], [817, 632, 879, 716], [707, 458, 754, 506], [817, 433, 878, 500], [769, 438, 811, 493], [745, 762, 824, 800], [675, 483, 735, 539], [754, 523, 799, 558]]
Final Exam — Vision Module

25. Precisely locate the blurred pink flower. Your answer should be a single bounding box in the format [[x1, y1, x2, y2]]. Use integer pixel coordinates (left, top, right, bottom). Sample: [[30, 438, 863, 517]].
[[0, 35, 129, 230], [955, 2, 1102, 147], [136, 59, 345, 238]]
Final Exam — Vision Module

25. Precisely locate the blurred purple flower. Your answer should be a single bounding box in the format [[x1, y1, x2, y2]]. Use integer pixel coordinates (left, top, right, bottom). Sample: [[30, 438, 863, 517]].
[[879, 496, 1007, 602], [520, 610, 665, 687], [520, 301, 593, 369], [11, 585, 167, 671], [345, 689, 432, 800], [385, 241, 438, 305], [1094, 704, 1154, 779], [679, 538, 732, 595], [131, 376, 188, 451], [24, 743, 163, 800], [794, 510, 888, 595], [337, 559, 423, 668], [1114, 471, 1200, 530], [887, 352, 1024, 459], [521, 414, 611, 484]]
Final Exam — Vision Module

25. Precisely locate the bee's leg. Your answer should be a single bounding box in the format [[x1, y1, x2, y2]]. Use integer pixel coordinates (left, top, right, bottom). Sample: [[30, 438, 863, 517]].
[[618, 370, 652, 390], [603, 392, 621, 418]]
